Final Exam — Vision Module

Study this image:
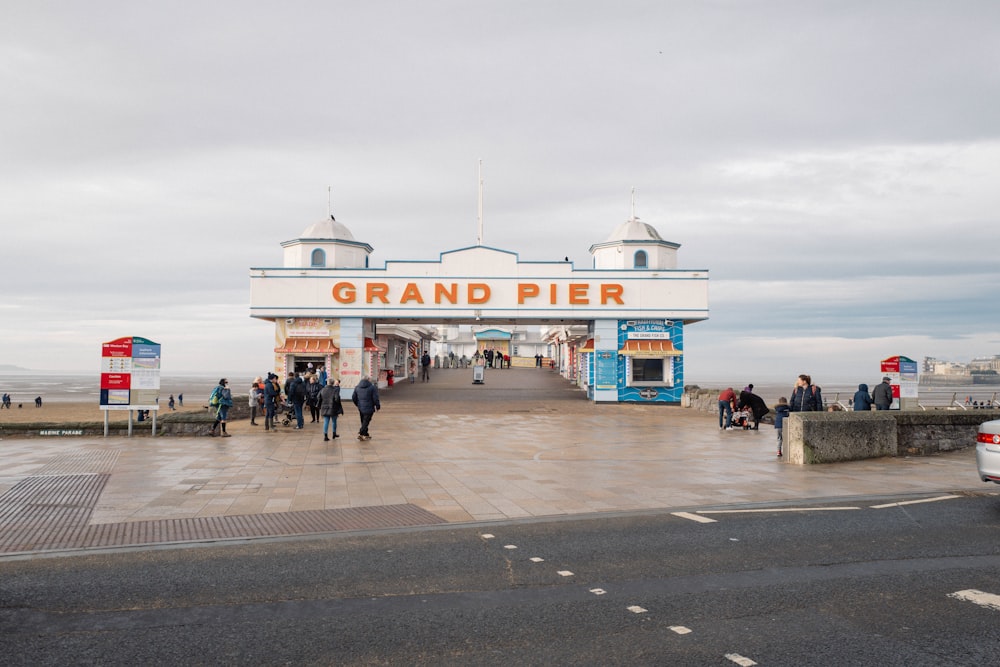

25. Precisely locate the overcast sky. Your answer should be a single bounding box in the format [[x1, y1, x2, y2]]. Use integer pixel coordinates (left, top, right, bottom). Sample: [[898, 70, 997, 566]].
[[2, 1, 998, 383]]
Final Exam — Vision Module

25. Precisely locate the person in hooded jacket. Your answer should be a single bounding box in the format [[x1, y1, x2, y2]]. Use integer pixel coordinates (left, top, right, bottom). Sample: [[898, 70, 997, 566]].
[[351, 376, 380, 441], [773, 397, 790, 457], [853, 383, 874, 411], [318, 378, 344, 441]]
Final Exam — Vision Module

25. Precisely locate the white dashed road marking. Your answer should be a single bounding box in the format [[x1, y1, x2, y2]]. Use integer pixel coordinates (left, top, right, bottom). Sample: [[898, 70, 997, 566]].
[[949, 589, 1000, 611], [504, 544, 518, 550], [870, 495, 960, 509], [557, 570, 574, 577], [725, 653, 758, 666], [698, 507, 860, 514], [529, 557, 544, 562], [672, 511, 717, 523], [669, 625, 691, 635], [627, 605, 647, 614], [589, 588, 606, 595]]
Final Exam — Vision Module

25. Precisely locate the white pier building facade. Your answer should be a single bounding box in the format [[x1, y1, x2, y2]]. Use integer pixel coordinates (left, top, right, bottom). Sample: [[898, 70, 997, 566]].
[[249, 212, 708, 403]]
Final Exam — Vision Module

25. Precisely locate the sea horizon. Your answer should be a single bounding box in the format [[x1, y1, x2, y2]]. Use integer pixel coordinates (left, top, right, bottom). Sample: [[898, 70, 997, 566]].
[[2, 370, 997, 409]]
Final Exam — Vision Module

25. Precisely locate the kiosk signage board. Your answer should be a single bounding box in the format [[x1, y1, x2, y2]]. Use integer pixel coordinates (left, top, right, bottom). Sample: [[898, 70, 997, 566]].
[[100, 336, 161, 410]]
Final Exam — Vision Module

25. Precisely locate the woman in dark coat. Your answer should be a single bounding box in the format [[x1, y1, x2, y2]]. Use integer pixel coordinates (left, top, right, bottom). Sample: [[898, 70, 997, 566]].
[[738, 386, 770, 430], [318, 379, 344, 442], [790, 374, 823, 412]]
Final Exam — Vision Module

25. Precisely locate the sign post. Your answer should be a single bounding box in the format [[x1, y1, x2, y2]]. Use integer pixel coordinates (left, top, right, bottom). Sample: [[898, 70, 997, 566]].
[[880, 355, 919, 410], [100, 336, 161, 436]]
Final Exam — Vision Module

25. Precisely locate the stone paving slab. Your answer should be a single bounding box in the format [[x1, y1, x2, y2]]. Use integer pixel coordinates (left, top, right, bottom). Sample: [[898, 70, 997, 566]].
[[0, 367, 988, 555]]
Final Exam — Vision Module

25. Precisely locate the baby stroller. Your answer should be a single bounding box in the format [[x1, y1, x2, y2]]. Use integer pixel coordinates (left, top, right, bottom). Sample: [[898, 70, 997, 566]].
[[732, 408, 752, 430], [279, 399, 294, 427]]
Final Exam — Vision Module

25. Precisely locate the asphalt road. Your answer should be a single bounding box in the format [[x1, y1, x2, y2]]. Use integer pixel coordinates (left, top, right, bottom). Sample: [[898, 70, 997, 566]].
[[3, 492, 1000, 665]]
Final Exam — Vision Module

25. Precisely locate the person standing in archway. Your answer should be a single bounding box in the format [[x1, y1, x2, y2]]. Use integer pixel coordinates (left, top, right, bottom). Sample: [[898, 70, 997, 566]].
[[420, 351, 431, 382]]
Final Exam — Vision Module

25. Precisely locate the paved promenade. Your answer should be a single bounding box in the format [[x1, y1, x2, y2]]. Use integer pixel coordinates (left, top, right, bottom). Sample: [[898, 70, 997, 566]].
[[0, 367, 986, 555]]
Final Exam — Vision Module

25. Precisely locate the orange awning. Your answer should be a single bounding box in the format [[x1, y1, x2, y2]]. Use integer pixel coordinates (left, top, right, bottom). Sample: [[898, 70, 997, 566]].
[[578, 338, 595, 353], [274, 338, 339, 354], [363, 337, 383, 352], [618, 339, 682, 357]]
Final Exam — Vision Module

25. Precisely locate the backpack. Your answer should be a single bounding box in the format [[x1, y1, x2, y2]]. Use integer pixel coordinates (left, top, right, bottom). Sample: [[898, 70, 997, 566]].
[[209, 386, 221, 407]]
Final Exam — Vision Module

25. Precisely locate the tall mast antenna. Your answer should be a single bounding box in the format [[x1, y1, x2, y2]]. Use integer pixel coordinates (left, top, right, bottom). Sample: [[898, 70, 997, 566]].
[[327, 186, 334, 220], [630, 186, 637, 220], [477, 159, 484, 245]]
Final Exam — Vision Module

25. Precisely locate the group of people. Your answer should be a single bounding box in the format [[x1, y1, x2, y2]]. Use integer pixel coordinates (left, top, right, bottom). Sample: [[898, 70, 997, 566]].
[[474, 348, 510, 369], [851, 376, 895, 412], [721, 374, 904, 459], [227, 364, 380, 442], [719, 374, 826, 458], [0, 394, 41, 409]]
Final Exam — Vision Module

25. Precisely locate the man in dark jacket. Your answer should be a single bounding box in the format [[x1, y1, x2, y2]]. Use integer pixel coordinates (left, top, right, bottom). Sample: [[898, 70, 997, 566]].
[[287, 373, 306, 429], [351, 376, 381, 441], [872, 376, 894, 410]]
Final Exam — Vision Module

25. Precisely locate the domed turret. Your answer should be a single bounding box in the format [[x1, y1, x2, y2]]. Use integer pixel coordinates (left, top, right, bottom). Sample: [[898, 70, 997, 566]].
[[589, 193, 680, 270], [281, 215, 373, 269], [299, 217, 356, 241]]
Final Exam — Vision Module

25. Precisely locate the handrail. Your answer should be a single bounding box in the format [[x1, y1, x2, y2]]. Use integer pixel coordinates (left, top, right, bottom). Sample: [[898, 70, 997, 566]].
[[834, 392, 852, 411], [950, 392, 967, 410]]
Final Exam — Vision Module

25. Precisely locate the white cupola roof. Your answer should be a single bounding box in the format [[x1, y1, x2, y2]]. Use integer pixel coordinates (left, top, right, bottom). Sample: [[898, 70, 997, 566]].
[[281, 215, 373, 269], [589, 190, 680, 270], [299, 216, 357, 241]]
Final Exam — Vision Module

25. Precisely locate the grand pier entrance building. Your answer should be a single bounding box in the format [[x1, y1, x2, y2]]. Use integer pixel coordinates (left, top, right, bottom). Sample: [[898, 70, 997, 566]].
[[249, 213, 709, 403]]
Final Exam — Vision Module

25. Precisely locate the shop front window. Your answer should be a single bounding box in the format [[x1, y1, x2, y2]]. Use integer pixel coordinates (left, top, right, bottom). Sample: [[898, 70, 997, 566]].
[[627, 357, 674, 387]]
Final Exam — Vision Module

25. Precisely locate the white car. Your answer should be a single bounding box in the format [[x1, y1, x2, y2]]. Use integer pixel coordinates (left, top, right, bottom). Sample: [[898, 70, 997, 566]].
[[977, 419, 1000, 484]]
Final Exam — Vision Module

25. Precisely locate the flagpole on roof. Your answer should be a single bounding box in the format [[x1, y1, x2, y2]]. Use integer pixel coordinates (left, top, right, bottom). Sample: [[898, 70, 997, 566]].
[[477, 159, 484, 246]]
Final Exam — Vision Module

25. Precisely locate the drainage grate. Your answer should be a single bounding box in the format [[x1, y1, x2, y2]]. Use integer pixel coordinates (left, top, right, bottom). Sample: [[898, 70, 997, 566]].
[[0, 474, 109, 553], [0, 503, 447, 554]]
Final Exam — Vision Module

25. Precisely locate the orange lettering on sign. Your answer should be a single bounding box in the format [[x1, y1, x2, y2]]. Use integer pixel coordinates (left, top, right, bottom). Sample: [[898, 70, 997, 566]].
[[600, 283, 624, 305], [366, 283, 390, 304], [549, 284, 558, 304], [332, 282, 356, 304], [435, 283, 458, 304], [400, 283, 424, 304], [517, 283, 539, 304], [468, 283, 491, 304], [568, 283, 589, 304]]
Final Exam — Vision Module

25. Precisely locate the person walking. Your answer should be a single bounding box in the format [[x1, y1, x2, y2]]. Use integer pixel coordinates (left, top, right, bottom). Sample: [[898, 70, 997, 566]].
[[288, 373, 306, 429], [853, 383, 874, 411], [306, 375, 322, 423], [168, 394, 175, 411], [249, 377, 263, 425], [774, 397, 790, 457], [420, 351, 431, 382], [208, 378, 233, 437], [351, 375, 380, 441], [319, 379, 344, 441], [789, 374, 823, 412], [263, 373, 281, 431], [872, 376, 893, 410], [718, 387, 737, 430]]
